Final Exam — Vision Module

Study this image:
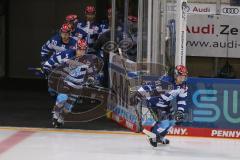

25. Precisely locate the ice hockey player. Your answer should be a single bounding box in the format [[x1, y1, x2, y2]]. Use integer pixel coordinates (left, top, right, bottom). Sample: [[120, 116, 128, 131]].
[[44, 39, 87, 128], [40, 23, 77, 67], [42, 39, 87, 75], [65, 14, 87, 40], [125, 15, 138, 61], [77, 5, 101, 50], [43, 39, 100, 128], [136, 65, 188, 147], [99, 8, 112, 34]]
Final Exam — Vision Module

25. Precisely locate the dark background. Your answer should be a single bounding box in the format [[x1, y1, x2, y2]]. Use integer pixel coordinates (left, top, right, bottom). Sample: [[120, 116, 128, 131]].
[[0, 0, 127, 131], [0, 0, 138, 79], [0, 0, 110, 79]]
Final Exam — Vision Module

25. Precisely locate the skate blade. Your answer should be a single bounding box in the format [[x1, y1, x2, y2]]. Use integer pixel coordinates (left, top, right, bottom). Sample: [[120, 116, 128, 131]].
[[143, 129, 156, 139]]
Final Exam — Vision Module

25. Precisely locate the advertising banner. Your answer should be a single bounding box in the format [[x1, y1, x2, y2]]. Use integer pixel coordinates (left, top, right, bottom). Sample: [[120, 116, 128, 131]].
[[187, 77, 240, 129], [185, 3, 240, 16], [186, 3, 216, 15], [142, 77, 240, 138], [186, 14, 240, 58], [168, 127, 240, 138], [221, 4, 240, 16]]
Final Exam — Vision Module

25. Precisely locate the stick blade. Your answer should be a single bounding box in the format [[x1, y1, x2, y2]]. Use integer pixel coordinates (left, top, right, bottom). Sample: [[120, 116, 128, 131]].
[[143, 129, 156, 139]]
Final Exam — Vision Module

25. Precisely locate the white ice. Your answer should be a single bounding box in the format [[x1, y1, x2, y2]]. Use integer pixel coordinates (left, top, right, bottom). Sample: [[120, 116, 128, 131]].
[[0, 128, 239, 160]]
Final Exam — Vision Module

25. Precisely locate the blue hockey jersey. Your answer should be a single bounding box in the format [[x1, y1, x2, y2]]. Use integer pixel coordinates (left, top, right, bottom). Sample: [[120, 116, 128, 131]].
[[137, 76, 188, 112], [43, 49, 76, 73], [44, 50, 104, 89], [77, 20, 102, 45], [71, 27, 88, 41], [40, 33, 77, 64], [99, 20, 110, 34]]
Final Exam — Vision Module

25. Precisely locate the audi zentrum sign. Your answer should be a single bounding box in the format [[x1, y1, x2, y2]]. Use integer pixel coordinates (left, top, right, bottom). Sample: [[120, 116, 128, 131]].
[[187, 15, 240, 58]]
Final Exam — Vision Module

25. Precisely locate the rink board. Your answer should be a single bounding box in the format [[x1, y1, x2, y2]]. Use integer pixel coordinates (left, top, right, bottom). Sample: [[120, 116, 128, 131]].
[[110, 111, 240, 139]]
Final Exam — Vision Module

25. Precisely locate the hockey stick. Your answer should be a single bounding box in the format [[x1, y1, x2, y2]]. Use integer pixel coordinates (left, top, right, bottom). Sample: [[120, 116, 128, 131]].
[[118, 48, 129, 79], [142, 128, 156, 139], [28, 67, 45, 78]]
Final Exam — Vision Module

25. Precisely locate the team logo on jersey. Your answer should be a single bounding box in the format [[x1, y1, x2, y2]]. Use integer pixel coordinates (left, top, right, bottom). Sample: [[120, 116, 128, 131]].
[[93, 26, 99, 32]]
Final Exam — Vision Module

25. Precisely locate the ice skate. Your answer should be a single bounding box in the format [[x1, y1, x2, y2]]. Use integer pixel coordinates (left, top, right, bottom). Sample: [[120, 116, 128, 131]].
[[143, 129, 158, 147], [147, 137, 157, 147], [52, 111, 64, 128], [157, 136, 170, 144], [52, 118, 63, 128]]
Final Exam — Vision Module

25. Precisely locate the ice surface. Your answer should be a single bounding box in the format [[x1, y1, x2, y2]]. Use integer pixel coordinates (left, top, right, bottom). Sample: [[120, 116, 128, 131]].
[[0, 128, 239, 160]]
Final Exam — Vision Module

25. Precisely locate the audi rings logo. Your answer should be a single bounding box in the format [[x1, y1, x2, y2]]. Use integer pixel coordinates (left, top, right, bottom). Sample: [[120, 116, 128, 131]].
[[222, 8, 239, 14]]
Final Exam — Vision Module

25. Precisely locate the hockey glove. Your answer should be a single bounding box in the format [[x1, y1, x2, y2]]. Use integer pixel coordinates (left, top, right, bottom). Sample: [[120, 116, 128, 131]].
[[86, 76, 95, 86], [174, 110, 185, 122]]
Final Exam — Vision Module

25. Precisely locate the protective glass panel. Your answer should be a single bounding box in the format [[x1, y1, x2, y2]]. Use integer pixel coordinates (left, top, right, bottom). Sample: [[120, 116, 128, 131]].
[[137, 0, 178, 72], [110, 0, 138, 62]]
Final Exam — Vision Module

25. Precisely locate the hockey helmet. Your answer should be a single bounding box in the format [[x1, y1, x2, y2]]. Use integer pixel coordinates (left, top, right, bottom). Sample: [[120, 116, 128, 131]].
[[175, 65, 188, 76], [85, 5, 96, 15], [128, 16, 138, 23], [76, 39, 88, 50], [60, 23, 71, 33], [65, 14, 78, 23]]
